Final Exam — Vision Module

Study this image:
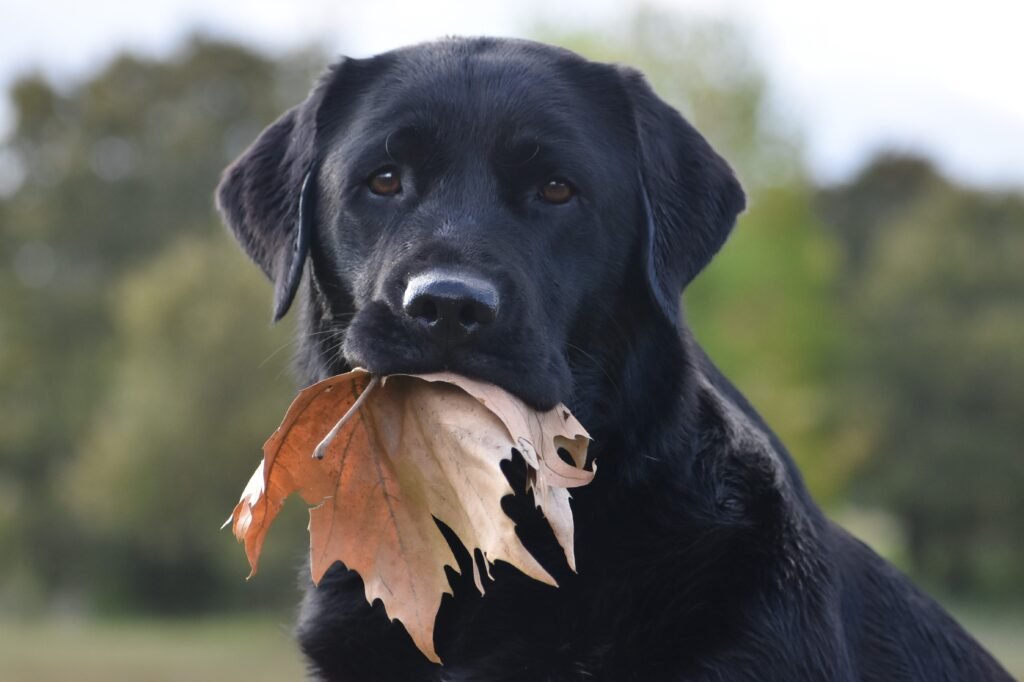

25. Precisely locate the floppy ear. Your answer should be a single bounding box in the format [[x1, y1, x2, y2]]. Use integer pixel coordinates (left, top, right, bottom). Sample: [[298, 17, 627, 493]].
[[620, 68, 746, 326], [216, 62, 347, 322]]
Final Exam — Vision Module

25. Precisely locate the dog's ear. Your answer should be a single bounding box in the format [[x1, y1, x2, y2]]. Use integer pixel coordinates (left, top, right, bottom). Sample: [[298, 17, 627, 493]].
[[619, 67, 746, 326], [216, 60, 351, 322]]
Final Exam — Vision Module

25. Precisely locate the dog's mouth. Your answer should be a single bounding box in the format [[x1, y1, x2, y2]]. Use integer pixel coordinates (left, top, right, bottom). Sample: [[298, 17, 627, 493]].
[[339, 299, 572, 411]]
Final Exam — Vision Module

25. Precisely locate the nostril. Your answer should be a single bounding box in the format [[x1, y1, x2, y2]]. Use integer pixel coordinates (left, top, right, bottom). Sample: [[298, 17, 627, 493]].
[[404, 293, 440, 324], [418, 298, 439, 324], [467, 300, 496, 326], [458, 303, 477, 327], [458, 301, 497, 328]]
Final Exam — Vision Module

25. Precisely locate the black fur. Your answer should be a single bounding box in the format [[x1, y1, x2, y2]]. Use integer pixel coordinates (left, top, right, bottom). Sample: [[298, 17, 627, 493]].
[[217, 38, 1013, 681]]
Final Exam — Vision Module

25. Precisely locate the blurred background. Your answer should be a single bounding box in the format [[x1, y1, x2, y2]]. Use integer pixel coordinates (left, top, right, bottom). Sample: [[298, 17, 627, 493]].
[[1, 1, 1021, 679]]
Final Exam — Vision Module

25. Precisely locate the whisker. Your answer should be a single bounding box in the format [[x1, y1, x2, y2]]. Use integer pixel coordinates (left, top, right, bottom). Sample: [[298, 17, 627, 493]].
[[257, 327, 342, 368], [564, 341, 622, 402]]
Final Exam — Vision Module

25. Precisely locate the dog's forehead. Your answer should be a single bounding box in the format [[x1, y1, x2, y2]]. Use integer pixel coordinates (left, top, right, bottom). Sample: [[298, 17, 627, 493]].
[[350, 38, 621, 143], [383, 38, 584, 99]]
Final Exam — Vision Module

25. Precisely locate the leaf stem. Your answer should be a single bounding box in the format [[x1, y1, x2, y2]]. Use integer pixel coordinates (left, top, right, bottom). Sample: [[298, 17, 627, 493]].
[[313, 375, 380, 459]]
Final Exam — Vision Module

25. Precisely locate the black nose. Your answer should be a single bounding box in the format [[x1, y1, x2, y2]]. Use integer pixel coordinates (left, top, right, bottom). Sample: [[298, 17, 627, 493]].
[[402, 270, 499, 346]]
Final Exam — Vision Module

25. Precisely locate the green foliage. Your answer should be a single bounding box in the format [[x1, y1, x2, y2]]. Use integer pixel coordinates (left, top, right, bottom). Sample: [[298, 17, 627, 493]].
[[62, 233, 304, 611], [823, 157, 1024, 599], [0, 38, 322, 612]]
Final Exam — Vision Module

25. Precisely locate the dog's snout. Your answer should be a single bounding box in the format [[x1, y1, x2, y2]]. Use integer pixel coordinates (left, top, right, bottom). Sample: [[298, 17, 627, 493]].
[[402, 271, 499, 345]]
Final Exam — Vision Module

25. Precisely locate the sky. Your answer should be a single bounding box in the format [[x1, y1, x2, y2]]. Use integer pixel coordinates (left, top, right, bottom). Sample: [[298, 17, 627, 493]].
[[1, 0, 1022, 188]]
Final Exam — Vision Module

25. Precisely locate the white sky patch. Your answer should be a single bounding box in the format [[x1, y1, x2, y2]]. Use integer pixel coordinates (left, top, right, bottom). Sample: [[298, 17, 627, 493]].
[[0, 0, 1021, 188]]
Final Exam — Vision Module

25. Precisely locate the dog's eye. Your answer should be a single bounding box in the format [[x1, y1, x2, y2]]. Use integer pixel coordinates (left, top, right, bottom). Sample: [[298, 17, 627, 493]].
[[539, 178, 574, 205], [368, 167, 402, 196]]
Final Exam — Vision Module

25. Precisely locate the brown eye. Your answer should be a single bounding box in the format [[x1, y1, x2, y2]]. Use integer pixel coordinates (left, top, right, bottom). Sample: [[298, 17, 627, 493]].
[[368, 168, 402, 196], [539, 178, 574, 204]]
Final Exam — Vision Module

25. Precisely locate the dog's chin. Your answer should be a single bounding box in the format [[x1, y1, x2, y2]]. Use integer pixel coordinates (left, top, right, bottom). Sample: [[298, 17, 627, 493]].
[[340, 303, 571, 411]]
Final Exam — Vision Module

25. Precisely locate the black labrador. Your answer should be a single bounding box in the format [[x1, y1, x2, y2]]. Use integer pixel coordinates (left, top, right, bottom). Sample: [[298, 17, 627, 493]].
[[217, 37, 1012, 682]]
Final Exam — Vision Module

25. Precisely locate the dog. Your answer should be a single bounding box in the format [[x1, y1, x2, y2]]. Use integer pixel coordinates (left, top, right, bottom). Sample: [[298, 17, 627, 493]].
[[217, 37, 1012, 681]]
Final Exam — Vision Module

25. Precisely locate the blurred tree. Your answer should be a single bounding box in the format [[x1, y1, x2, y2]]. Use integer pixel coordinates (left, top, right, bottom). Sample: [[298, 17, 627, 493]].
[[539, 11, 849, 502], [822, 156, 1024, 600], [0, 37, 322, 612], [63, 233, 302, 611]]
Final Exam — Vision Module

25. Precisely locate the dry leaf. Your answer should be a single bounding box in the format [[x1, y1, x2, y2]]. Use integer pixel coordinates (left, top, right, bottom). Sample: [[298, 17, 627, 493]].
[[226, 369, 592, 662]]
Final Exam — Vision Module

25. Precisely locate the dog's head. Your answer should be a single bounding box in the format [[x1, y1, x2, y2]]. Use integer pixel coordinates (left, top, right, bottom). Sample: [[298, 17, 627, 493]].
[[218, 38, 744, 417]]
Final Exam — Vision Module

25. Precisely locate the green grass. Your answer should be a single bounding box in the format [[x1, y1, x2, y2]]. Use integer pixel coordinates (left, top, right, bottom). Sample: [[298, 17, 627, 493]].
[[0, 611, 1020, 680], [0, 616, 304, 682]]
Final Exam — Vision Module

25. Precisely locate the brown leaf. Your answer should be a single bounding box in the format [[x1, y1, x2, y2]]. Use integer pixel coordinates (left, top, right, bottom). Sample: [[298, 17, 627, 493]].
[[226, 369, 592, 662]]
